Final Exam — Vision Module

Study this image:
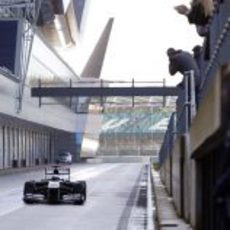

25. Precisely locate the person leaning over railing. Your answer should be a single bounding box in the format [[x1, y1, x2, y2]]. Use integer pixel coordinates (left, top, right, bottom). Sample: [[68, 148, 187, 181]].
[[167, 48, 201, 107]]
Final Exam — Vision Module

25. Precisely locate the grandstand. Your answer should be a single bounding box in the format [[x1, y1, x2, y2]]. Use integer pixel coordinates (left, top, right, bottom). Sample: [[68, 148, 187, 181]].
[[96, 96, 176, 160]]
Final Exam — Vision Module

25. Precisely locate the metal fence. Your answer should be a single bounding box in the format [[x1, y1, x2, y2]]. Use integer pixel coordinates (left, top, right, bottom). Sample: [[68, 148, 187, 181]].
[[159, 112, 176, 165], [159, 71, 196, 165]]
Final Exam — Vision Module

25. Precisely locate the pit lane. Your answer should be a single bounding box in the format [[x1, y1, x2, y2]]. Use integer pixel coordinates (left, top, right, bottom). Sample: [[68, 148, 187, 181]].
[[0, 163, 155, 230]]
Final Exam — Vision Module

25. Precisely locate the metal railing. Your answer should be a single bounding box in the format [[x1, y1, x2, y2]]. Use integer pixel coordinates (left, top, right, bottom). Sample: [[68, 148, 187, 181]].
[[176, 71, 197, 133], [159, 70, 196, 165], [159, 112, 177, 165]]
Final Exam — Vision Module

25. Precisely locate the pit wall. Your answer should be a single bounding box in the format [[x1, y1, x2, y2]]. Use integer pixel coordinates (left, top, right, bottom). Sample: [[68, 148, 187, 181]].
[[160, 71, 221, 228]]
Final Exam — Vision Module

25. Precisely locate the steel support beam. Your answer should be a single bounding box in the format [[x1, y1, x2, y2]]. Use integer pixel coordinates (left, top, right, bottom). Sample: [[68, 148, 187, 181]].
[[31, 86, 179, 97]]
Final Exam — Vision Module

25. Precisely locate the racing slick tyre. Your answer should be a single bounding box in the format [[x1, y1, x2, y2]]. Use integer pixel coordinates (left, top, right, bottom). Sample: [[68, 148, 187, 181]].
[[73, 181, 87, 205], [23, 181, 35, 204]]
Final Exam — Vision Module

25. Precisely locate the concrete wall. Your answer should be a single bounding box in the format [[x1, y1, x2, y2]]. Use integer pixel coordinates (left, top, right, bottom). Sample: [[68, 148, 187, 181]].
[[0, 124, 54, 169], [188, 71, 221, 227], [182, 133, 197, 225], [190, 72, 221, 154], [161, 154, 172, 196], [171, 136, 182, 216], [159, 71, 222, 227]]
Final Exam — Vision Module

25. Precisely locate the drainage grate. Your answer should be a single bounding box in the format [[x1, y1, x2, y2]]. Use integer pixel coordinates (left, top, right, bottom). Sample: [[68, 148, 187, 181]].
[[117, 164, 155, 230]]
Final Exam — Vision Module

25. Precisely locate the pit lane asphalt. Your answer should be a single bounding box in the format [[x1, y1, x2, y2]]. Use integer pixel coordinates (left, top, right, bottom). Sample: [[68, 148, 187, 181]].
[[0, 163, 154, 230]]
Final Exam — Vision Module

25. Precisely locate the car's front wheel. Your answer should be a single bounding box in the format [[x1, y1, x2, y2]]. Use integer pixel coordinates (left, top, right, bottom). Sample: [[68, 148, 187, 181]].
[[73, 181, 87, 205], [23, 181, 35, 204]]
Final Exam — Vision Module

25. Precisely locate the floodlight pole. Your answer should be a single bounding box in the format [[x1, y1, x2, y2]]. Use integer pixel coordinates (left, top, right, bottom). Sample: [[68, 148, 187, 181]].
[[0, 0, 42, 113], [17, 0, 42, 113]]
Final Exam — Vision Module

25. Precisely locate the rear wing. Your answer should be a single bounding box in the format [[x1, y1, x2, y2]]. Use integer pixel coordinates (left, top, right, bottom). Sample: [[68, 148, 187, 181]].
[[45, 166, 70, 180]]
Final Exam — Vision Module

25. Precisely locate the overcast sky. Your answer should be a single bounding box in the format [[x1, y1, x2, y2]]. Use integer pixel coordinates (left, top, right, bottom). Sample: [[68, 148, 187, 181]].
[[71, 0, 202, 86]]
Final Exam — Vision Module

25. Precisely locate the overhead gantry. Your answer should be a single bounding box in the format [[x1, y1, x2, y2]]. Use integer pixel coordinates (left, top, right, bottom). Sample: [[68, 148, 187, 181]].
[[31, 79, 179, 110]]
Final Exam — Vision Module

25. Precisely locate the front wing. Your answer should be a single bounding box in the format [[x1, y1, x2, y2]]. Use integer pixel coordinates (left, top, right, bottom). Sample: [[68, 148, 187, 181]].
[[23, 180, 86, 204]]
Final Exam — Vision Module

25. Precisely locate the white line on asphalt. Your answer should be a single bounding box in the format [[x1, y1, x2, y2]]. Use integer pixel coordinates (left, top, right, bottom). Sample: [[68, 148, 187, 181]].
[[0, 205, 24, 217], [71, 165, 118, 181]]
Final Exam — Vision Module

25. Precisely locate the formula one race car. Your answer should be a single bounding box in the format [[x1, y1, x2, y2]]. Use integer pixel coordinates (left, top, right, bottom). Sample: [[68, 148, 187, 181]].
[[23, 165, 86, 205]]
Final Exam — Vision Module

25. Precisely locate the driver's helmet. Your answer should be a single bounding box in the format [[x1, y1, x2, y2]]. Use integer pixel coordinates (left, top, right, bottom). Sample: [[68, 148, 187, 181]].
[[51, 176, 60, 181]]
